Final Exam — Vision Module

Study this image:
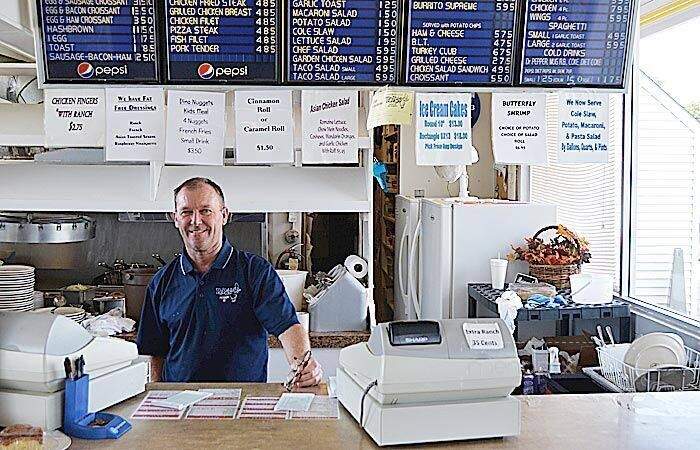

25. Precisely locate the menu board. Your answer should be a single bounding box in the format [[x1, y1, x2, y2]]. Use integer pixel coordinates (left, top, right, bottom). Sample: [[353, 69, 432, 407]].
[[404, 0, 518, 86], [519, 0, 634, 87], [37, 0, 159, 83], [165, 0, 280, 83], [286, 0, 401, 84]]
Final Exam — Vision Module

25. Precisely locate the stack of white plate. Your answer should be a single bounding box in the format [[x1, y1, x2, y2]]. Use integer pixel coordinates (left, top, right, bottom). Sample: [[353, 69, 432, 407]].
[[53, 306, 87, 323], [0, 265, 35, 312], [624, 332, 687, 369]]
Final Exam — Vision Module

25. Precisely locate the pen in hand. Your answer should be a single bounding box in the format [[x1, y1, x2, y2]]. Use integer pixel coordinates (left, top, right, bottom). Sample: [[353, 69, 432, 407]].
[[284, 350, 312, 391]]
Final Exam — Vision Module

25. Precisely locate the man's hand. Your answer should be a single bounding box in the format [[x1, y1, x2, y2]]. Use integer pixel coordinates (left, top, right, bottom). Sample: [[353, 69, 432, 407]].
[[294, 354, 323, 388], [279, 323, 324, 387], [150, 355, 164, 382]]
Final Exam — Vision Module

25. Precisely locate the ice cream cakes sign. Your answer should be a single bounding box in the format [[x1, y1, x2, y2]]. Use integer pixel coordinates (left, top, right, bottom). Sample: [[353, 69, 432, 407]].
[[301, 91, 359, 164], [414, 92, 472, 166]]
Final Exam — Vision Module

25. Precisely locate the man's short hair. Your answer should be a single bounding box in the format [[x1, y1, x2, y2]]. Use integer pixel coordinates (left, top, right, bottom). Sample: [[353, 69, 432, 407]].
[[173, 177, 225, 208]]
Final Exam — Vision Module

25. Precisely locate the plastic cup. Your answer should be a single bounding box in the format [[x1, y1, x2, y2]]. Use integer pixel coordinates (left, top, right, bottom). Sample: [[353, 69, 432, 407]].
[[490, 259, 508, 290], [296, 312, 309, 332]]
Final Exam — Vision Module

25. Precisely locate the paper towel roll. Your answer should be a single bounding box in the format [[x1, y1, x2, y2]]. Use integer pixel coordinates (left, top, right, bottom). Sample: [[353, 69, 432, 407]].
[[344, 255, 368, 279]]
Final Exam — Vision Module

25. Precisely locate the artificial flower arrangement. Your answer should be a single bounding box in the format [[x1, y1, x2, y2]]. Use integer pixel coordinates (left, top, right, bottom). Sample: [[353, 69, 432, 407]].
[[508, 225, 591, 266]]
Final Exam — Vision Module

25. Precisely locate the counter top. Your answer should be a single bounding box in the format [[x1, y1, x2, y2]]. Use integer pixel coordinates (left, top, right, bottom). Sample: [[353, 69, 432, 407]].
[[115, 330, 370, 349], [69, 384, 700, 449], [268, 331, 370, 348]]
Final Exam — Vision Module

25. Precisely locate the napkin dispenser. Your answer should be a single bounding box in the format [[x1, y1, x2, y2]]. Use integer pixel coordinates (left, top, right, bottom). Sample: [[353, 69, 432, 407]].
[[306, 265, 367, 332]]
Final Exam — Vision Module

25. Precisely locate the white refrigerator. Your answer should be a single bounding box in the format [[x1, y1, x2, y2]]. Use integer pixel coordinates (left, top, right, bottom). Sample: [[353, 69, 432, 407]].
[[394, 197, 557, 320]]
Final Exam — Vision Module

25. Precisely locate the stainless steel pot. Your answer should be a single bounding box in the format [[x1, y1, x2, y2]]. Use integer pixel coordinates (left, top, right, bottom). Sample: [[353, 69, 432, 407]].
[[92, 296, 126, 315], [122, 268, 157, 322]]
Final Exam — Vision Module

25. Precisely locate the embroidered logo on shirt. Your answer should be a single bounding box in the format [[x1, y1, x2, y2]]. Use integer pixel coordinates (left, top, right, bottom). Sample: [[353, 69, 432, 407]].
[[216, 283, 241, 303]]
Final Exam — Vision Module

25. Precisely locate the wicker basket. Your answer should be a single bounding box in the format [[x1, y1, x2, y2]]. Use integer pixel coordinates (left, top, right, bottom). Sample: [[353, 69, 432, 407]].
[[526, 225, 585, 290], [529, 263, 581, 290]]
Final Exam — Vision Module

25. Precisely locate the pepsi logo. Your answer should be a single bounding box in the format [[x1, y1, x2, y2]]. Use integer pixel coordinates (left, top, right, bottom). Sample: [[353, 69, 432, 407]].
[[76, 62, 94, 79], [75, 63, 128, 78], [198, 63, 214, 80]]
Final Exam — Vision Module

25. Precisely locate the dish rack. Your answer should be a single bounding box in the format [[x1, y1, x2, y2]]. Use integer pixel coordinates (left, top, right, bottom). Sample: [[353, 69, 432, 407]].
[[595, 344, 700, 392]]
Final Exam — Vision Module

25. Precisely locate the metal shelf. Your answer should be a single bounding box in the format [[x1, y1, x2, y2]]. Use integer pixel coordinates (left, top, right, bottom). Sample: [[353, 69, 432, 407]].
[[0, 164, 371, 213], [0, 213, 95, 243]]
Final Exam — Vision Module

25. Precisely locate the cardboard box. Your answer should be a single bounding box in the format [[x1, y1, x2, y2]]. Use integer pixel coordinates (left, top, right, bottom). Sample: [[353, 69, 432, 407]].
[[517, 335, 598, 373]]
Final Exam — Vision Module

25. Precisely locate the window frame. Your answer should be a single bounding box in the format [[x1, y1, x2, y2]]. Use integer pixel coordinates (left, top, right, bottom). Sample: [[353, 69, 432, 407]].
[[620, 19, 700, 328]]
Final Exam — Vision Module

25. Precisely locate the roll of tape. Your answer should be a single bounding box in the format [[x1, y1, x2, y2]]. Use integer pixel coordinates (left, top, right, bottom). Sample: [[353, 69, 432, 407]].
[[344, 255, 368, 279]]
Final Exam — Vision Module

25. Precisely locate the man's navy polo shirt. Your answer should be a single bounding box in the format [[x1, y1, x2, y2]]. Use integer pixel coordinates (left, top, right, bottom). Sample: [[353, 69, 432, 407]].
[[136, 237, 299, 382]]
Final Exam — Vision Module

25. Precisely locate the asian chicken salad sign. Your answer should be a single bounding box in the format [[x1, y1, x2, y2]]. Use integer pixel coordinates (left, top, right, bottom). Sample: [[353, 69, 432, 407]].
[[301, 90, 358, 164]]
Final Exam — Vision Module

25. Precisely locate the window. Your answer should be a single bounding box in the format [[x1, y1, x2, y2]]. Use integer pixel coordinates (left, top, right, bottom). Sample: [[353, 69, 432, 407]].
[[527, 13, 700, 324], [530, 94, 624, 290], [631, 17, 700, 319]]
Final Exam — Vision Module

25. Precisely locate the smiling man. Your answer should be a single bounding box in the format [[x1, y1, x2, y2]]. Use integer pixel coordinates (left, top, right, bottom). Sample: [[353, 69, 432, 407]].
[[136, 177, 322, 387]]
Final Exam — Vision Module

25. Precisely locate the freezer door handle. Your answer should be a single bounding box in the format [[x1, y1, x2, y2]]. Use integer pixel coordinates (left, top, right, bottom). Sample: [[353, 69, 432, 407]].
[[408, 219, 422, 319], [397, 222, 410, 305]]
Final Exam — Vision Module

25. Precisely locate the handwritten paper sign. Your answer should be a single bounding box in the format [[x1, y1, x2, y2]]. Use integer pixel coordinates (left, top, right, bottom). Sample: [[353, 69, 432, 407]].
[[415, 93, 472, 166], [301, 91, 358, 164], [367, 90, 414, 130], [557, 93, 610, 164], [234, 91, 294, 164], [463, 322, 504, 350], [105, 88, 165, 162], [491, 93, 548, 165], [165, 90, 226, 166], [44, 89, 105, 148]]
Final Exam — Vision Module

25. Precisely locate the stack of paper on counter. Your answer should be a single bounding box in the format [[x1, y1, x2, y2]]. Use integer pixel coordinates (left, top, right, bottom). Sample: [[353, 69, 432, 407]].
[[185, 389, 242, 420], [237, 397, 289, 419], [130, 391, 187, 420], [289, 396, 340, 420]]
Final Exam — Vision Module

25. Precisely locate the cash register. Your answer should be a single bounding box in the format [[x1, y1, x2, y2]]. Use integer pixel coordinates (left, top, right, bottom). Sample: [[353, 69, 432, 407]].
[[337, 319, 521, 446], [0, 311, 147, 429]]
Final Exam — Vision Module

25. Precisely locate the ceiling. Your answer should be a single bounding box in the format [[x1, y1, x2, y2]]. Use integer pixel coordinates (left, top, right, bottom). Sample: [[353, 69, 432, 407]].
[[640, 0, 700, 37]]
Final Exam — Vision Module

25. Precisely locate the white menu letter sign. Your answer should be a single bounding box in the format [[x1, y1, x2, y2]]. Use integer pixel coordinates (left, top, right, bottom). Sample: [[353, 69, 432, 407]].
[[301, 90, 358, 164], [44, 89, 105, 148], [234, 91, 294, 164], [557, 93, 610, 164], [165, 90, 227, 166], [491, 93, 548, 165], [414, 93, 472, 166], [105, 88, 165, 162]]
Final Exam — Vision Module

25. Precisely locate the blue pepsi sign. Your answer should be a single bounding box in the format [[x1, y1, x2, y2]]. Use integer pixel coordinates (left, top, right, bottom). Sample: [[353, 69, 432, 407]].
[[519, 0, 635, 88], [37, 0, 160, 83], [165, 0, 281, 84], [286, 0, 402, 85], [404, 0, 518, 86]]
